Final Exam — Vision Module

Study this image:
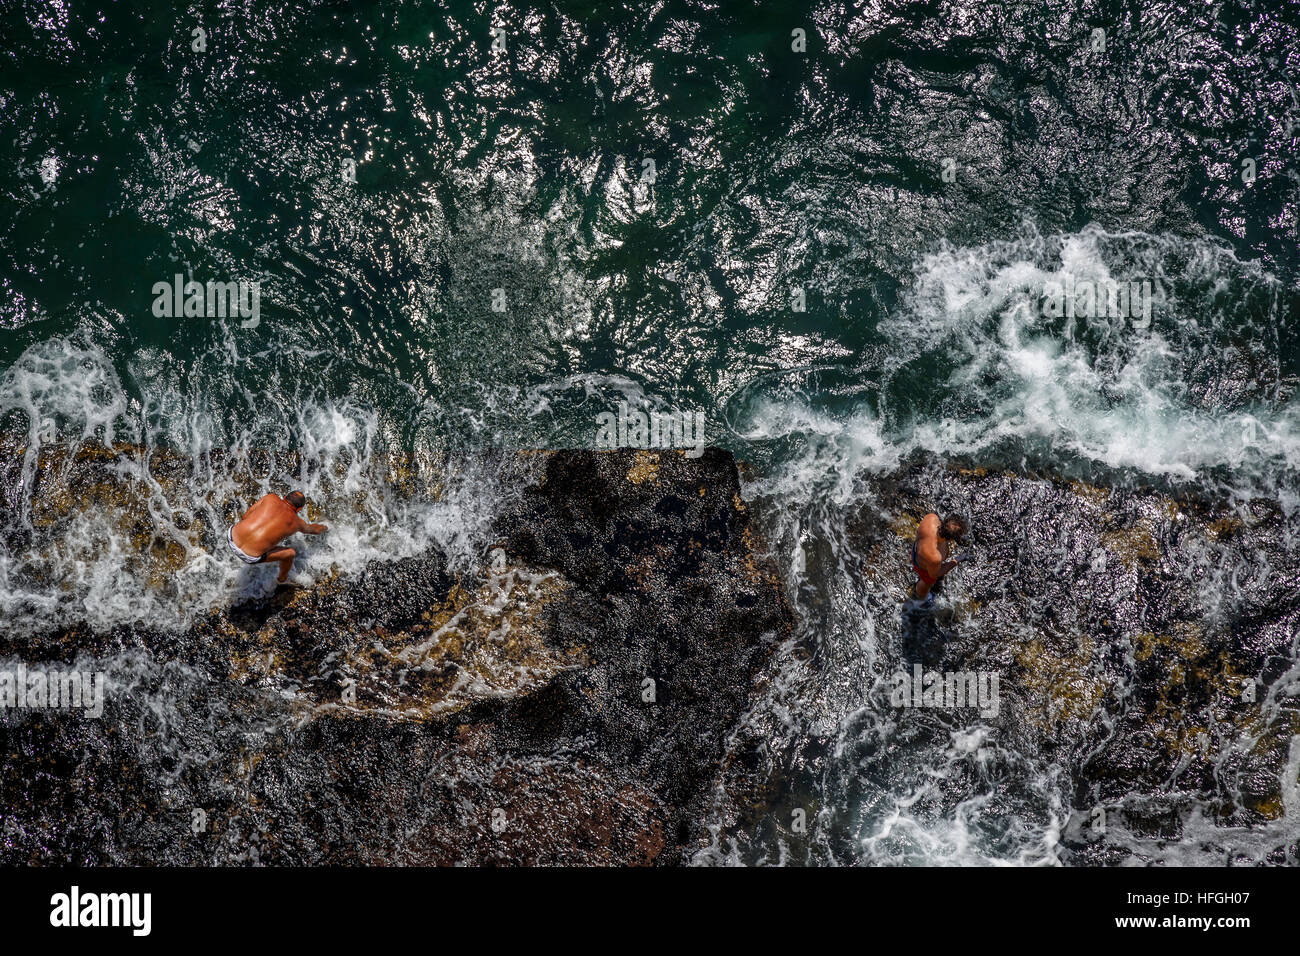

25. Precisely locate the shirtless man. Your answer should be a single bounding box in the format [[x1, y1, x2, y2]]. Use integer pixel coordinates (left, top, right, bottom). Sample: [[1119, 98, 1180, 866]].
[[225, 490, 327, 583], [910, 512, 970, 603]]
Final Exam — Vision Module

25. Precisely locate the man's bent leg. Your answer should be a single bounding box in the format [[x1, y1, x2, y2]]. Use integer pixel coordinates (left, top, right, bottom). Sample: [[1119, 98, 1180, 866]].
[[263, 546, 296, 583]]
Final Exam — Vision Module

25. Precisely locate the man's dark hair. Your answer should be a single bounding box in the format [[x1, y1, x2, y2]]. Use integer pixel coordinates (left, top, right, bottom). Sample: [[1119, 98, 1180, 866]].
[[285, 490, 307, 510], [939, 513, 969, 543]]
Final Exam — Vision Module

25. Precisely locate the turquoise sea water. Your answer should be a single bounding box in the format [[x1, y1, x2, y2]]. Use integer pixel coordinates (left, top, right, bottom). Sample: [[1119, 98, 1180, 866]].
[[2, 0, 1298, 864]]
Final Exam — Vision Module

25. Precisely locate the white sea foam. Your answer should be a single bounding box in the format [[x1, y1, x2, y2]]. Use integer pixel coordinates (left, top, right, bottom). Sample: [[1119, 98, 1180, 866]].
[[720, 226, 1296, 504], [0, 336, 508, 637], [882, 224, 1297, 486]]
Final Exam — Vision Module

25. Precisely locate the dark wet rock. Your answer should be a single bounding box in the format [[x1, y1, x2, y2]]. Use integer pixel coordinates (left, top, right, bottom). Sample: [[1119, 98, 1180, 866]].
[[0, 447, 792, 865], [708, 458, 1299, 864], [4, 438, 1295, 865]]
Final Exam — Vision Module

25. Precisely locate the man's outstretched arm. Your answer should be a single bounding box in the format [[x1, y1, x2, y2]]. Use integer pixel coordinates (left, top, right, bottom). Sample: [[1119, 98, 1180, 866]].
[[939, 553, 972, 577], [297, 518, 329, 534]]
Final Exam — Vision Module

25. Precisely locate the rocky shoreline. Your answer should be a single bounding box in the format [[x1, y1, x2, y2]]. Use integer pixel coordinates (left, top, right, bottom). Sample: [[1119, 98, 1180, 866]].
[[707, 458, 1299, 864], [0, 446, 792, 864], [1, 440, 1296, 865]]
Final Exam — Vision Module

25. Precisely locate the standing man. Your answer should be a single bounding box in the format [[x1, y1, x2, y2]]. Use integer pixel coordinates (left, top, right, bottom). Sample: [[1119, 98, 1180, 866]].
[[910, 512, 970, 604], [225, 490, 327, 584]]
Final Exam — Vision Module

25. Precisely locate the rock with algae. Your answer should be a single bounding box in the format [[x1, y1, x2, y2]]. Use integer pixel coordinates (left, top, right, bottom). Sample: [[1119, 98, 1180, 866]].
[[708, 457, 1299, 865], [0, 446, 792, 865]]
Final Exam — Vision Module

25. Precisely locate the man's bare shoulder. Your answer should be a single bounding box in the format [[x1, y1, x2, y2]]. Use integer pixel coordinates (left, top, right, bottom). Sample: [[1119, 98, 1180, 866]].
[[245, 494, 288, 520], [916, 513, 942, 563]]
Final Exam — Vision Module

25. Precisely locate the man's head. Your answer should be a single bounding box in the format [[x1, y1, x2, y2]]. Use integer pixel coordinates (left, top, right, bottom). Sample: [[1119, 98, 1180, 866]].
[[939, 513, 969, 545], [285, 490, 307, 511]]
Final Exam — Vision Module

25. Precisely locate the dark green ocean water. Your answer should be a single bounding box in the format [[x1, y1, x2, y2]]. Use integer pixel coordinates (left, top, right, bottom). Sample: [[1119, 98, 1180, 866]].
[[1, 0, 1298, 864]]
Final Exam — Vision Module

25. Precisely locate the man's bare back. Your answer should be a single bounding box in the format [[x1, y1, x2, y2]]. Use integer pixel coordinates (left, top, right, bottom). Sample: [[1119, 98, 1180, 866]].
[[910, 512, 970, 602], [227, 491, 327, 583]]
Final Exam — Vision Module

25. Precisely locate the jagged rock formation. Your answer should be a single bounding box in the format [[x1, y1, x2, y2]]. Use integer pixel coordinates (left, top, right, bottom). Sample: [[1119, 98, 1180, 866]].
[[2, 439, 1295, 865], [0, 447, 792, 865], [709, 458, 1299, 864]]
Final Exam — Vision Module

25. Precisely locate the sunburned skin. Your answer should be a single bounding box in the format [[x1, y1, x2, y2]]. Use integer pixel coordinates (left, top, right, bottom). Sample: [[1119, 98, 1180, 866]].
[[911, 512, 960, 600], [230, 493, 328, 583]]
